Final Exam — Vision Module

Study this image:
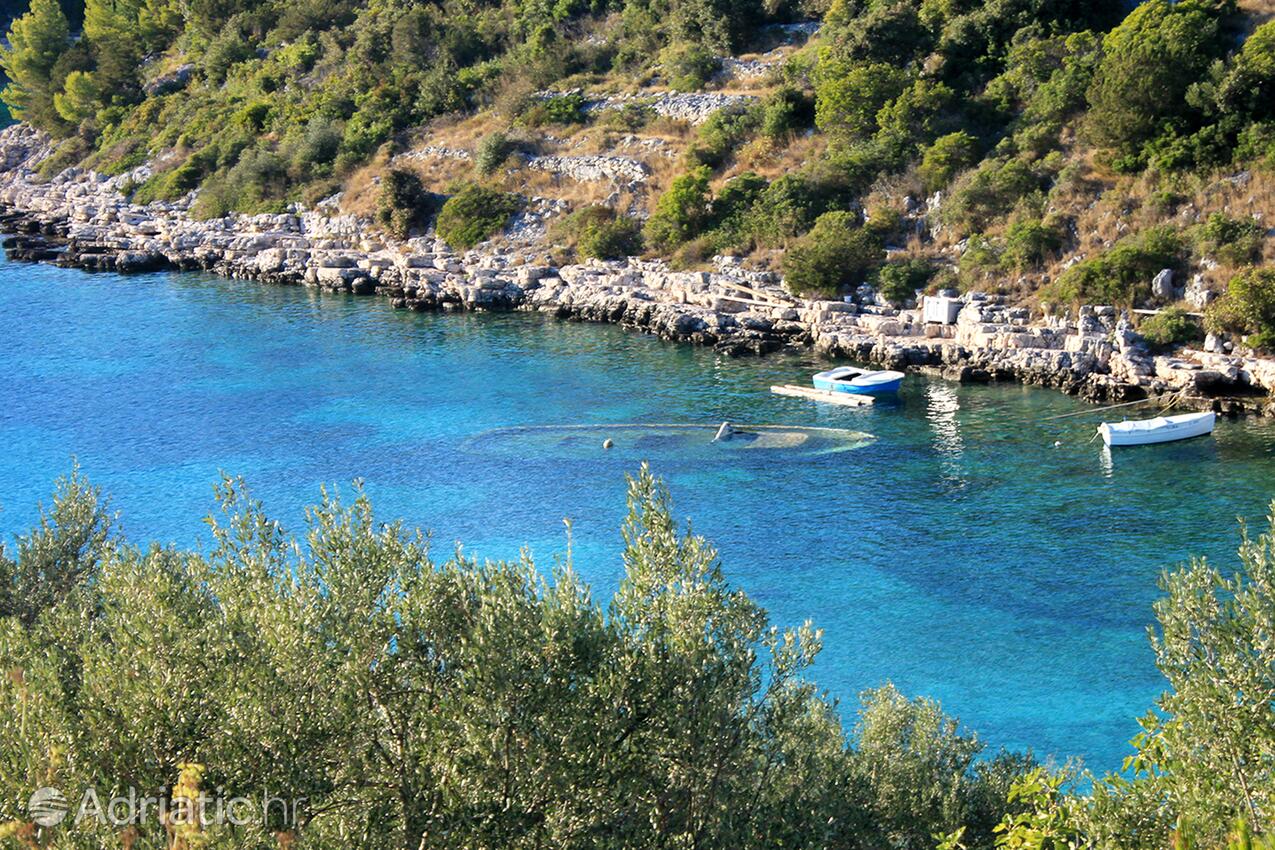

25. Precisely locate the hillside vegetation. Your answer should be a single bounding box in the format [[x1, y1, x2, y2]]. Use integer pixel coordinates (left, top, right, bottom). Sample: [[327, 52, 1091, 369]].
[[2, 0, 1275, 347]]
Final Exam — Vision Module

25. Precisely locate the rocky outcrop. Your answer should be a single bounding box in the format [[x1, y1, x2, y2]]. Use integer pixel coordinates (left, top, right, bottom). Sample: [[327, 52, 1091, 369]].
[[0, 123, 1271, 416], [538, 90, 759, 124], [144, 64, 195, 96], [521, 154, 649, 189], [398, 147, 650, 191]]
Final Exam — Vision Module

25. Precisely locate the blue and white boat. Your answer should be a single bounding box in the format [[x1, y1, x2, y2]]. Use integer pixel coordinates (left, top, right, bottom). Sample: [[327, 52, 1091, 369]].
[[812, 366, 905, 395]]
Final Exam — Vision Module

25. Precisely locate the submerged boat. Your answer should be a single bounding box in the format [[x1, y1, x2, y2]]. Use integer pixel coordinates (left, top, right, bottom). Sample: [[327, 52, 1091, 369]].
[[463, 422, 876, 459], [812, 366, 905, 395], [1098, 411, 1215, 447]]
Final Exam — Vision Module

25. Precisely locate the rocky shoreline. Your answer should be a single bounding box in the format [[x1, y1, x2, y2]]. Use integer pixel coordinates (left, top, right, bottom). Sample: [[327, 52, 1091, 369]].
[[2, 122, 1273, 417]]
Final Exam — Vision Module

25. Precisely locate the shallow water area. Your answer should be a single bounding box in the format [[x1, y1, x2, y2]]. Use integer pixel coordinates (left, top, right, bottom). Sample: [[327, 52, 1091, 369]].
[[2, 256, 1275, 771]]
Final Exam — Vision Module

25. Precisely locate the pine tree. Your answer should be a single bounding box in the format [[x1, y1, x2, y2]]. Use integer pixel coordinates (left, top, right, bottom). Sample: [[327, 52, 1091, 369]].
[[0, 0, 70, 128]]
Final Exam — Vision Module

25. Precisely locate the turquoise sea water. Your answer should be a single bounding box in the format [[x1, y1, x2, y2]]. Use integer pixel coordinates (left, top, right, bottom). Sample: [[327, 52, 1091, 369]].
[[3, 255, 1275, 771]]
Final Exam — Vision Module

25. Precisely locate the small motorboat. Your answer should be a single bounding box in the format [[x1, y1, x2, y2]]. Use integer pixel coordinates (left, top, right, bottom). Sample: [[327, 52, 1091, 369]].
[[1098, 411, 1215, 447], [812, 366, 905, 395]]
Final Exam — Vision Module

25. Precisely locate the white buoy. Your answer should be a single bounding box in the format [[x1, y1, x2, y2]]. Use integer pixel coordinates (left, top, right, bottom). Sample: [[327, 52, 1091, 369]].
[[603, 438, 613, 449]]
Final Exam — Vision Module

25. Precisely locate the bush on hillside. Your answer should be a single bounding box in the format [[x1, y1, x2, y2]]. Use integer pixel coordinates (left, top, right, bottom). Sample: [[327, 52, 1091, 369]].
[[760, 86, 815, 138], [435, 183, 522, 248], [1192, 212, 1264, 266], [659, 42, 719, 92], [1045, 226, 1184, 305], [645, 168, 711, 252], [941, 158, 1042, 236], [131, 148, 216, 204], [1085, 0, 1229, 156], [918, 131, 979, 194], [1138, 306, 1201, 350], [1206, 267, 1275, 351], [377, 168, 438, 239], [475, 131, 514, 177], [813, 61, 908, 140], [875, 258, 933, 307], [707, 171, 767, 247], [191, 149, 290, 219], [782, 211, 883, 297], [748, 173, 827, 248], [286, 118, 343, 177], [685, 104, 762, 170], [600, 102, 653, 132], [1002, 217, 1064, 272], [561, 206, 644, 260], [522, 93, 586, 127]]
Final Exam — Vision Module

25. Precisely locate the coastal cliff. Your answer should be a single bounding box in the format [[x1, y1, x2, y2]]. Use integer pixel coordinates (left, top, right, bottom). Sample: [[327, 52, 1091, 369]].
[[2, 122, 1273, 416]]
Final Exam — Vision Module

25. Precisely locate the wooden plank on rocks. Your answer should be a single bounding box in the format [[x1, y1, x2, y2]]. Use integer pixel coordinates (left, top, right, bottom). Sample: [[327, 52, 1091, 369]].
[[770, 384, 875, 407]]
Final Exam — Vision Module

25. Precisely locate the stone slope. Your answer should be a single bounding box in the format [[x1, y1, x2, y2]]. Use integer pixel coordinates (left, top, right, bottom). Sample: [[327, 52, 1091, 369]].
[[1, 123, 1272, 416]]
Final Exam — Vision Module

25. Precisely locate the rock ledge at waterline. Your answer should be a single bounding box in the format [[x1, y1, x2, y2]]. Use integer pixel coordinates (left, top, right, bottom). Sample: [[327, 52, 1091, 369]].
[[1, 124, 1272, 417]]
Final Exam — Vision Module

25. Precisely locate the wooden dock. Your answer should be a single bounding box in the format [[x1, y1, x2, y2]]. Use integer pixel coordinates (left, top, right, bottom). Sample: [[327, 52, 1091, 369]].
[[770, 384, 875, 407]]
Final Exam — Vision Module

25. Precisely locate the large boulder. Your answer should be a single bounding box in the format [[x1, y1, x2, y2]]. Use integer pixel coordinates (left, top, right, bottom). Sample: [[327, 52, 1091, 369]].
[[1150, 268, 1175, 302], [1185, 273, 1217, 310]]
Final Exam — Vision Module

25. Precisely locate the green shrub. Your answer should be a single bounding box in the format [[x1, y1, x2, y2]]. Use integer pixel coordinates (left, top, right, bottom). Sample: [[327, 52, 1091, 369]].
[[709, 171, 767, 245], [1046, 226, 1184, 305], [600, 102, 653, 132], [918, 131, 978, 193], [941, 158, 1042, 235], [875, 258, 932, 306], [747, 173, 825, 247], [813, 61, 907, 140], [190, 148, 290, 219], [1234, 121, 1275, 169], [435, 183, 522, 249], [958, 234, 1003, 283], [132, 149, 215, 204], [202, 24, 257, 85], [1206, 267, 1275, 352], [1002, 217, 1064, 271], [759, 86, 814, 139], [288, 118, 342, 177], [522, 93, 586, 127], [1192, 212, 1264, 266], [782, 210, 883, 297], [377, 168, 437, 239], [562, 206, 644, 259], [659, 43, 718, 92], [872, 78, 956, 162], [1139, 306, 1201, 350], [475, 131, 513, 177], [685, 105, 762, 170], [645, 168, 711, 252], [1085, 0, 1229, 154]]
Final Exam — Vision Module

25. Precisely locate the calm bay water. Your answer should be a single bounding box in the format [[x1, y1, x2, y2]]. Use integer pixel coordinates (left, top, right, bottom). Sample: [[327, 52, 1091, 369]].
[[3, 255, 1275, 771]]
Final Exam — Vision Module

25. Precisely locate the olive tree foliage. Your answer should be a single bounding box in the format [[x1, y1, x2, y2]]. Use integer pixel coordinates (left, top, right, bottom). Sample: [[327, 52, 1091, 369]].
[[0, 468, 113, 627], [0, 467, 1023, 850], [1076, 504, 1275, 849]]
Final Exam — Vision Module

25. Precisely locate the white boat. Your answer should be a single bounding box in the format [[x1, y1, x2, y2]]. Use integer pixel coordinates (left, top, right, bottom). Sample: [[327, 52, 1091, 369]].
[[812, 366, 905, 395], [1098, 411, 1215, 447]]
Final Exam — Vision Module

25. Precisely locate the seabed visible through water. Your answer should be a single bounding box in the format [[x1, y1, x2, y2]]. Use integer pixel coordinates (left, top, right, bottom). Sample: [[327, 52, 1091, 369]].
[[3, 258, 1275, 770]]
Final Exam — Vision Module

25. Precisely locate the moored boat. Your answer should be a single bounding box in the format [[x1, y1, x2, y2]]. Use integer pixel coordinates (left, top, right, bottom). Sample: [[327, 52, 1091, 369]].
[[812, 366, 905, 395], [1098, 411, 1215, 447]]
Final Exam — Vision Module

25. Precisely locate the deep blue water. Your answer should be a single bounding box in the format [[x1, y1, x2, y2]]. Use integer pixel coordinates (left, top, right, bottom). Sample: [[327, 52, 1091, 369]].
[[3, 256, 1275, 772]]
